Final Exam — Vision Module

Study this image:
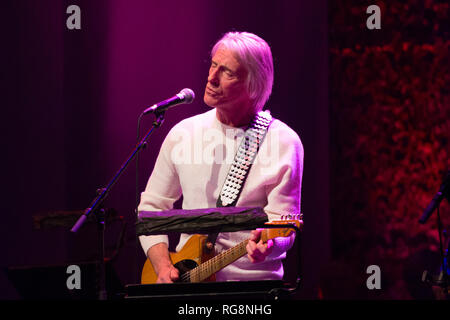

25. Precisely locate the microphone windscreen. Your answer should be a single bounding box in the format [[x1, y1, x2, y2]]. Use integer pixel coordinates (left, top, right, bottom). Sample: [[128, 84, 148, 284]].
[[181, 88, 195, 104]]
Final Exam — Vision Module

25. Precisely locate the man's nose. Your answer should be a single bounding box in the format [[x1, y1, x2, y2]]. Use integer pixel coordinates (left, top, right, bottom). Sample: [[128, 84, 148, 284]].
[[208, 69, 220, 87]]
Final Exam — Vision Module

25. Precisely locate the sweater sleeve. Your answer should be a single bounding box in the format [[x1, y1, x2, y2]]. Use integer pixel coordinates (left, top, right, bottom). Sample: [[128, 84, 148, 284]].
[[263, 124, 304, 259], [137, 128, 183, 256]]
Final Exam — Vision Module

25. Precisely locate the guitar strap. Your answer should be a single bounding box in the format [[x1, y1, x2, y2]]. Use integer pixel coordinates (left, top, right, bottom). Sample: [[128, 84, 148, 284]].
[[206, 110, 274, 248]]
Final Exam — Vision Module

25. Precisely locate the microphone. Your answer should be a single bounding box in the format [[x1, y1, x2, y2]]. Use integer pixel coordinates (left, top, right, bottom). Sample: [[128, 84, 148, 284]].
[[142, 88, 195, 115], [419, 170, 450, 224]]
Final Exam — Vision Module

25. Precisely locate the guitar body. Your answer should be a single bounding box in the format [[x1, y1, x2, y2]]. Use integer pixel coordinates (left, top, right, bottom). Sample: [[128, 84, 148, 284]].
[[141, 234, 215, 284]]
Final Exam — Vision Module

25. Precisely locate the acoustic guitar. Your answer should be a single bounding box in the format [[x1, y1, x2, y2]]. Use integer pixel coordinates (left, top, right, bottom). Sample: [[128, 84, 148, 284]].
[[141, 215, 302, 284]]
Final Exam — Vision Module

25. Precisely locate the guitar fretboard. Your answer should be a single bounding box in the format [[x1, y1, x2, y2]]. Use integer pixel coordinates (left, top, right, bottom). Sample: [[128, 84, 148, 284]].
[[182, 221, 299, 283], [188, 239, 250, 283]]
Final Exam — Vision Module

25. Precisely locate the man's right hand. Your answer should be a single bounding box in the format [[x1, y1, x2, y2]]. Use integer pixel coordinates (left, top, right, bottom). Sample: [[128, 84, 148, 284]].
[[147, 242, 179, 283], [156, 264, 179, 283]]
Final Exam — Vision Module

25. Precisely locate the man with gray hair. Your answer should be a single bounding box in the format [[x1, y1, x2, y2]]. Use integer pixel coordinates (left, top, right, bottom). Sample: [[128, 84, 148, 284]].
[[138, 31, 303, 283]]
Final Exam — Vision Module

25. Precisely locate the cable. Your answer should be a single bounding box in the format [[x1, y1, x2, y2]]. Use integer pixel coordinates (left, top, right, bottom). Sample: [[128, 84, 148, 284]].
[[136, 112, 145, 215]]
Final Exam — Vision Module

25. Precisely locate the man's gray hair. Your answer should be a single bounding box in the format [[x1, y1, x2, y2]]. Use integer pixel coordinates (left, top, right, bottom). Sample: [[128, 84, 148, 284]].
[[211, 31, 274, 112]]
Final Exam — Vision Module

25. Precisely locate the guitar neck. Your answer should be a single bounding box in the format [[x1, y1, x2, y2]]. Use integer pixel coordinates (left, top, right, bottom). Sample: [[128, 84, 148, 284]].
[[188, 239, 250, 283], [186, 221, 299, 283]]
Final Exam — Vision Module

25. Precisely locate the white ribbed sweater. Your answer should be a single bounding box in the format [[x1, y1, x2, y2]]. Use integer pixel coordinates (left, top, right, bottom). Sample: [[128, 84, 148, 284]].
[[138, 108, 303, 281]]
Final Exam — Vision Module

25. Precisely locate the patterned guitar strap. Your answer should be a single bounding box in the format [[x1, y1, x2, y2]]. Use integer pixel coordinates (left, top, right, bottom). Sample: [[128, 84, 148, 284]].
[[205, 110, 274, 248]]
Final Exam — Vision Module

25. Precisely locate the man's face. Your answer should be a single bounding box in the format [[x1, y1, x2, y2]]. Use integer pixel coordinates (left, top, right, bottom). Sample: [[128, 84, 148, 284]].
[[203, 48, 251, 112]]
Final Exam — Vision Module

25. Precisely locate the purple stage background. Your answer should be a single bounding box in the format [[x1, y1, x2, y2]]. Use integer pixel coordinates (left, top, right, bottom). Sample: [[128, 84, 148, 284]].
[[4, 0, 449, 302], [1, 1, 328, 299], [4, 0, 449, 301]]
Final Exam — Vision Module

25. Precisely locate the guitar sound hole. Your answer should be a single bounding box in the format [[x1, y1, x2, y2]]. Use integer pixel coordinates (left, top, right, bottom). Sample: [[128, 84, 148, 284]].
[[174, 259, 198, 282]]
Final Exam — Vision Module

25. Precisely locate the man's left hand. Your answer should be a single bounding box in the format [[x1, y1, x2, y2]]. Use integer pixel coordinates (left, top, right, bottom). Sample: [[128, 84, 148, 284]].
[[246, 229, 273, 263]]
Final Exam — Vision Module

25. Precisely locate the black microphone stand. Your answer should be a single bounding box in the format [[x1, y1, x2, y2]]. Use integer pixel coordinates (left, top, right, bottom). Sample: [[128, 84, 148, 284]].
[[431, 205, 449, 299], [71, 111, 166, 300], [420, 202, 450, 299], [444, 231, 450, 296]]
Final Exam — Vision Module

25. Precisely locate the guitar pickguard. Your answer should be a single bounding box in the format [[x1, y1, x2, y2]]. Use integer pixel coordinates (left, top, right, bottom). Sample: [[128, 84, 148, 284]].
[[174, 259, 198, 282]]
